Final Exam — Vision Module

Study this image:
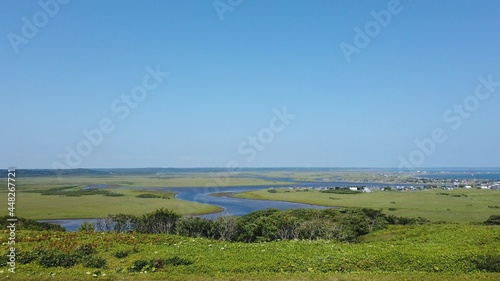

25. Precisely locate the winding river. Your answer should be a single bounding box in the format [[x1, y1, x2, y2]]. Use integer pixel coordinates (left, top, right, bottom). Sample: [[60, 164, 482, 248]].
[[40, 180, 413, 231]]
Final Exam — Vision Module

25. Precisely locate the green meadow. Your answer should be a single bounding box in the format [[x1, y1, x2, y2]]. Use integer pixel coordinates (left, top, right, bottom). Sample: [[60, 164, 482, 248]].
[[1, 224, 499, 280], [10, 191, 221, 220], [3, 172, 499, 222], [1, 171, 499, 280], [12, 173, 286, 189], [1, 176, 229, 219], [235, 188, 500, 223], [0, 173, 290, 219]]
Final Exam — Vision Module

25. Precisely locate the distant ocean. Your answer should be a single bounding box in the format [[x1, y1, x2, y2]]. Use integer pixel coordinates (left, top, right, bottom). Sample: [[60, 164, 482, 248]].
[[416, 173, 500, 180]]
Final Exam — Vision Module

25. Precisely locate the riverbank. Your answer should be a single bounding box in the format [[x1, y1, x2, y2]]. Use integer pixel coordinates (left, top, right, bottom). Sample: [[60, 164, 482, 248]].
[[5, 170, 499, 227], [234, 188, 500, 223]]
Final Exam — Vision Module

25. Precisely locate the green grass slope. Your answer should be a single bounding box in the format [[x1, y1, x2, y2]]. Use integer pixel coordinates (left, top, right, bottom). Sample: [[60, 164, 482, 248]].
[[1, 224, 499, 280]]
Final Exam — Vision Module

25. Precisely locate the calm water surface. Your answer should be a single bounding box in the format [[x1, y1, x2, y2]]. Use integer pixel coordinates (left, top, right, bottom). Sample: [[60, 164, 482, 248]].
[[40, 181, 412, 231]]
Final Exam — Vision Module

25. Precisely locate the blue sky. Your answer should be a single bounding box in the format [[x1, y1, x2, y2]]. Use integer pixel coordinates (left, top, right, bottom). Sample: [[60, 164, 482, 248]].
[[1, 0, 499, 169]]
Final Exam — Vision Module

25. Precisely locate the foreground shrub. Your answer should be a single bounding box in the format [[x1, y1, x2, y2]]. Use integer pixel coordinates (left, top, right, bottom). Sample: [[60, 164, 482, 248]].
[[135, 208, 180, 234], [484, 215, 500, 225], [95, 207, 430, 243], [77, 221, 95, 232], [83, 256, 106, 268], [474, 253, 500, 272], [128, 256, 194, 272], [164, 256, 194, 266], [129, 260, 149, 272], [74, 243, 96, 256], [16, 251, 40, 264], [114, 250, 130, 259], [39, 252, 79, 268], [96, 214, 136, 233], [0, 216, 65, 231], [176, 216, 213, 238]]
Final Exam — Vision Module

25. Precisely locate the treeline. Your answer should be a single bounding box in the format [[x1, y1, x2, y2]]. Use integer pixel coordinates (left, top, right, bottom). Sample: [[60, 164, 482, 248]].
[[0, 216, 65, 231], [25, 185, 124, 197], [79, 208, 430, 242]]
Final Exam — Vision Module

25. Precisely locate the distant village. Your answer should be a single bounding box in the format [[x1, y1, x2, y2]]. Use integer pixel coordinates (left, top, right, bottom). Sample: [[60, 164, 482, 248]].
[[282, 177, 500, 193], [401, 177, 500, 190]]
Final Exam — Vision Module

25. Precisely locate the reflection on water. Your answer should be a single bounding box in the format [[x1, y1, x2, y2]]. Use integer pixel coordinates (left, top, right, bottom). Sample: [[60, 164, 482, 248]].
[[39, 180, 404, 231], [165, 185, 327, 219]]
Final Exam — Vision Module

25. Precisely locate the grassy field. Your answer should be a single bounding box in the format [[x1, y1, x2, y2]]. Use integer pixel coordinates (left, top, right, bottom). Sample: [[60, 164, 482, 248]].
[[1, 224, 498, 280], [8, 191, 222, 220], [1, 175, 235, 219], [4, 172, 499, 222], [10, 174, 288, 189], [0, 173, 290, 220], [235, 188, 500, 223]]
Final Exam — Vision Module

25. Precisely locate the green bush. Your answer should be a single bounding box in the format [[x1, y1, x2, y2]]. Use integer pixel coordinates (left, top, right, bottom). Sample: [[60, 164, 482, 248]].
[[39, 252, 79, 268], [0, 216, 65, 231], [164, 256, 194, 266], [74, 243, 96, 256], [16, 250, 41, 264], [176, 217, 213, 238], [129, 260, 148, 272], [77, 221, 95, 232], [114, 250, 130, 259], [128, 256, 194, 273], [135, 208, 180, 234], [474, 253, 500, 272], [484, 215, 500, 225], [136, 193, 161, 198], [83, 256, 106, 268]]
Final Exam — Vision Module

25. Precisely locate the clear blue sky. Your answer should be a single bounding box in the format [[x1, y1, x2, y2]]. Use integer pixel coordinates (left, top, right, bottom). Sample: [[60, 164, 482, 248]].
[[1, 0, 499, 169]]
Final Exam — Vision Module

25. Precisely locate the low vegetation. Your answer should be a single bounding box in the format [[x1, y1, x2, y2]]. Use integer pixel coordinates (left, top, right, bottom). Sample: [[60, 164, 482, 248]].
[[236, 188, 500, 223], [2, 171, 499, 280], [2, 222, 499, 280], [135, 193, 170, 199], [75, 208, 429, 243], [25, 185, 124, 197], [320, 188, 361, 194], [0, 216, 64, 232]]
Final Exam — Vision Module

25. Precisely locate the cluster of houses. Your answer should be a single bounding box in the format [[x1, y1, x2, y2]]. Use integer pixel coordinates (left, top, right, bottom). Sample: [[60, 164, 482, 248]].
[[283, 180, 500, 193]]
